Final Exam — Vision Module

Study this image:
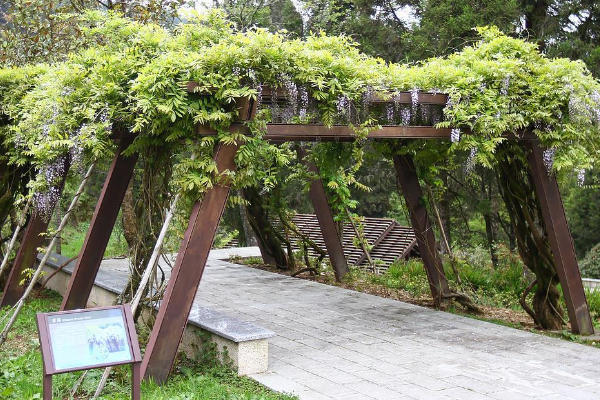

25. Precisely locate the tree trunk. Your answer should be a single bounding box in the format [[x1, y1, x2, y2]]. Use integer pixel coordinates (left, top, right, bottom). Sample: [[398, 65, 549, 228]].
[[230, 189, 256, 247], [495, 141, 564, 330], [121, 181, 137, 251], [481, 173, 498, 268], [0, 156, 29, 267], [241, 203, 257, 246], [242, 186, 289, 268], [119, 149, 172, 303], [439, 172, 452, 253], [53, 202, 62, 255], [521, 0, 551, 50]]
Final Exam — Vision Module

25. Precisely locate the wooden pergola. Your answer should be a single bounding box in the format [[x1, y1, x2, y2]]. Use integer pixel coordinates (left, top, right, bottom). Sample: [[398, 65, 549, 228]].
[[0, 86, 593, 384]]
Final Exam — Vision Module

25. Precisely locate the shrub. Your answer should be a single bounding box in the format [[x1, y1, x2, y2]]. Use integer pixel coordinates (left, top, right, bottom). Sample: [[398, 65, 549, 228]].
[[585, 288, 600, 321], [580, 243, 600, 279]]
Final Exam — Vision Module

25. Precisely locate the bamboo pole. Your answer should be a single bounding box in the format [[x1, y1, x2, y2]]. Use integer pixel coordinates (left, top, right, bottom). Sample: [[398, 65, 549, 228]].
[[0, 198, 32, 280], [345, 207, 375, 271], [0, 162, 96, 347], [93, 187, 183, 399], [425, 184, 461, 285]]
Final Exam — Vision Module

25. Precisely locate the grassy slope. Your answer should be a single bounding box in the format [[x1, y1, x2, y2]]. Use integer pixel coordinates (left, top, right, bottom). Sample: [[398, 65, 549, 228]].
[[0, 290, 296, 400], [59, 224, 128, 259]]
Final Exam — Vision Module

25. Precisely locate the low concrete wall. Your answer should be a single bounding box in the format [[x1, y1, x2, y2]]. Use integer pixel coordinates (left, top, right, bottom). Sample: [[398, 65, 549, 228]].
[[40, 262, 270, 376], [582, 278, 600, 291]]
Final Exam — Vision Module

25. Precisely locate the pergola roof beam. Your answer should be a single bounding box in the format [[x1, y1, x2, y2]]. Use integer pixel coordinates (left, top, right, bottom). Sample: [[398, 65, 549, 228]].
[[196, 124, 452, 140]]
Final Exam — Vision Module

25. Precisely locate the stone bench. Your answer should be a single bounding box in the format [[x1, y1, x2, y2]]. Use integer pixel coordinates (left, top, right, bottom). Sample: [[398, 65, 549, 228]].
[[38, 253, 274, 375], [583, 278, 600, 291]]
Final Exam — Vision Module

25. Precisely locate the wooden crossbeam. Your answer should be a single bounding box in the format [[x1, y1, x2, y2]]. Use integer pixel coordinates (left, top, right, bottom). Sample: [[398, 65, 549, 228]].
[[186, 82, 449, 105], [196, 124, 452, 141]]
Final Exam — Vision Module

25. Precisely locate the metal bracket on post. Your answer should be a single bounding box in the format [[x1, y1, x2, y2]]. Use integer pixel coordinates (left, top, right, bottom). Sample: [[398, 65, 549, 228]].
[[525, 140, 594, 335], [1, 168, 69, 307], [141, 98, 256, 384], [392, 153, 450, 304], [296, 146, 349, 280], [61, 136, 138, 311]]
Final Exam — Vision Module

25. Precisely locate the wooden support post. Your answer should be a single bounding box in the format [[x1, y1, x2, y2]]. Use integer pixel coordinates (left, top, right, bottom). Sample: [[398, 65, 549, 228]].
[[61, 137, 138, 310], [525, 140, 594, 334], [141, 142, 239, 383], [132, 362, 141, 400], [142, 98, 255, 384], [1, 170, 69, 307], [42, 374, 52, 400], [297, 147, 349, 280], [392, 154, 450, 304]]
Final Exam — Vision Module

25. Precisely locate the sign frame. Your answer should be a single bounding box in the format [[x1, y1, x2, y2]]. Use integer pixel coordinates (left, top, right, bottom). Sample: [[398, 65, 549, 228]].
[[36, 304, 141, 400]]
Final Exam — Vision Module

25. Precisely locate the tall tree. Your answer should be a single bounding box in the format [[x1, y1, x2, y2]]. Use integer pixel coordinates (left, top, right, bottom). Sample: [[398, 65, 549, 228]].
[[0, 0, 189, 65]]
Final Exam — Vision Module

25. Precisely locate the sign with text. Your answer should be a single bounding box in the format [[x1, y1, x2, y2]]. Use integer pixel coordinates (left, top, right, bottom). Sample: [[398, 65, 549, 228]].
[[37, 305, 142, 400], [47, 308, 132, 372], [37, 305, 141, 374]]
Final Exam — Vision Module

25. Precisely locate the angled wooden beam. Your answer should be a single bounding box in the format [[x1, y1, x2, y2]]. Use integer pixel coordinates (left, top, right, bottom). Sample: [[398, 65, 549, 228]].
[[392, 154, 450, 304], [1, 215, 49, 306], [61, 137, 138, 310], [525, 140, 594, 335], [1, 168, 69, 306], [297, 147, 349, 280], [142, 98, 255, 384], [141, 141, 240, 384]]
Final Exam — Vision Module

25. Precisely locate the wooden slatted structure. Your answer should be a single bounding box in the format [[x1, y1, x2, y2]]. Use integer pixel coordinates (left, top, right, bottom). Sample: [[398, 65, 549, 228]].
[[2, 83, 589, 386], [285, 214, 417, 270]]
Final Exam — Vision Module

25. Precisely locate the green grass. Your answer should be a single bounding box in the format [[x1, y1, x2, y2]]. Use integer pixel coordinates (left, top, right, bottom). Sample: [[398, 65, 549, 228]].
[[0, 290, 296, 400], [345, 252, 529, 311], [343, 246, 600, 328], [360, 259, 431, 298], [59, 223, 128, 259]]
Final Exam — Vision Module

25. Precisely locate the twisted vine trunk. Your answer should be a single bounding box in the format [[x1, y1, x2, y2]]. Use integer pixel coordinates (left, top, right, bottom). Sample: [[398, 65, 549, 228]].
[[242, 186, 290, 269], [0, 155, 30, 285], [495, 142, 563, 330], [120, 148, 173, 303]]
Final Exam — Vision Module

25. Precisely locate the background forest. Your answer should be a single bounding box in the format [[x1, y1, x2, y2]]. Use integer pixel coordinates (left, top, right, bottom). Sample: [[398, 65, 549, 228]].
[[1, 0, 600, 327]]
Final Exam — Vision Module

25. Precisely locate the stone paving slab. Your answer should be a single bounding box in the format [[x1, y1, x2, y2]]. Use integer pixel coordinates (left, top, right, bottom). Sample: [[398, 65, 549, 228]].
[[89, 247, 600, 399]]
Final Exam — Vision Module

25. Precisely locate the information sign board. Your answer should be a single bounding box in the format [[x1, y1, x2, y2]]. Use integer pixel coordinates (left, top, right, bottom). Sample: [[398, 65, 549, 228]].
[[37, 305, 141, 399], [46, 307, 133, 372]]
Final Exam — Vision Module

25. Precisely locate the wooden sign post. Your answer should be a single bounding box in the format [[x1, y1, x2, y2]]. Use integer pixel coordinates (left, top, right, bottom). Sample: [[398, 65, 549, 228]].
[[36, 305, 142, 400]]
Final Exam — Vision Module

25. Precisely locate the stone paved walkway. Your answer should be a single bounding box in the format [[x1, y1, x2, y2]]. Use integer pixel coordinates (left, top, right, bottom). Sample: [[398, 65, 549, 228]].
[[100, 247, 600, 399], [197, 248, 600, 400]]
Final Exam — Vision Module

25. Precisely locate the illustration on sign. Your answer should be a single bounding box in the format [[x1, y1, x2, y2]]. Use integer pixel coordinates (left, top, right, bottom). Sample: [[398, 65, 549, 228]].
[[47, 308, 132, 371]]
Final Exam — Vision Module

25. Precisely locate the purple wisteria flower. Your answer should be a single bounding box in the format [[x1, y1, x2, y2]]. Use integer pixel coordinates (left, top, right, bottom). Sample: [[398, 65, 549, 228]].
[[500, 75, 510, 96], [450, 128, 461, 143], [336, 95, 351, 120], [400, 108, 411, 125], [542, 148, 555, 174], [34, 156, 68, 221], [577, 169, 586, 186], [465, 148, 477, 174], [298, 87, 308, 119], [386, 104, 394, 124]]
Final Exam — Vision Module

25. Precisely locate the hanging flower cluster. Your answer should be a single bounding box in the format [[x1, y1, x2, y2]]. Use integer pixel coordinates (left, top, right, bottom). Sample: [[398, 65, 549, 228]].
[[33, 156, 68, 221]]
